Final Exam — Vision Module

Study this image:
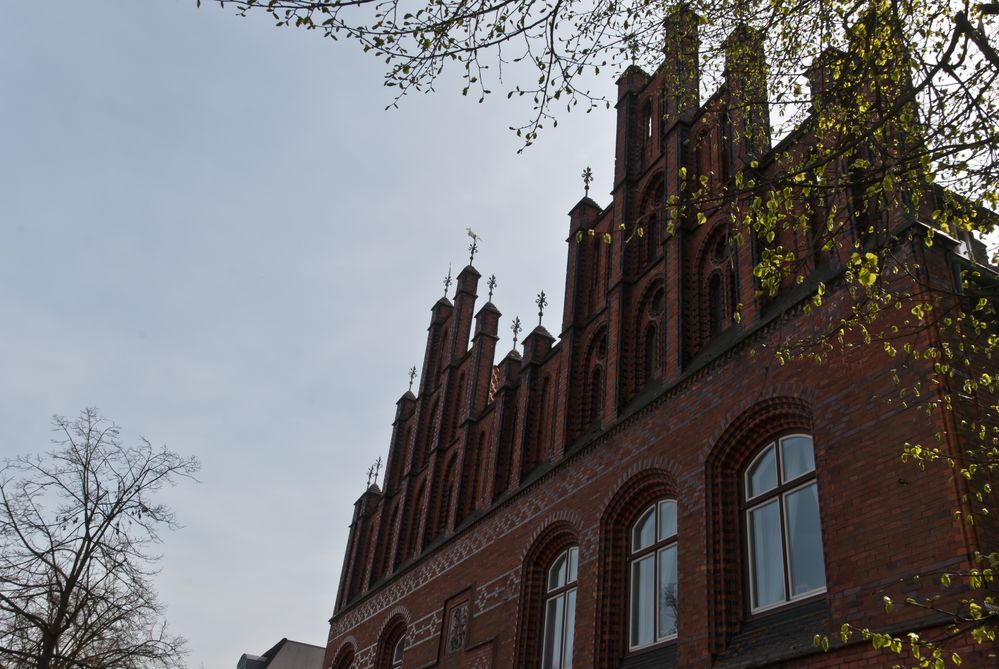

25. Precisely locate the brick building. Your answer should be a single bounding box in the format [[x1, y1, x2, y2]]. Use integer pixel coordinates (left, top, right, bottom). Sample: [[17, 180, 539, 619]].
[[322, 11, 995, 669]]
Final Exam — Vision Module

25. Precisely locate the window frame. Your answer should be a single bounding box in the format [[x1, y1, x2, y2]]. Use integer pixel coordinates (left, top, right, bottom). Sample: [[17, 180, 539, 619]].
[[742, 433, 826, 615], [541, 546, 579, 669], [627, 499, 679, 651]]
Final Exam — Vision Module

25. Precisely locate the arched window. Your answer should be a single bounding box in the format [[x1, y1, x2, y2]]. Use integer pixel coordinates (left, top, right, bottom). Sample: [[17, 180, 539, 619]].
[[391, 636, 405, 667], [376, 618, 407, 669], [698, 229, 737, 346], [743, 434, 825, 612], [331, 645, 355, 669], [629, 500, 678, 649], [542, 547, 579, 669]]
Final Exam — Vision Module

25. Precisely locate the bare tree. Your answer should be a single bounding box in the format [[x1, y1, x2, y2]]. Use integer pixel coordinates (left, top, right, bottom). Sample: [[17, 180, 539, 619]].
[[0, 409, 198, 669]]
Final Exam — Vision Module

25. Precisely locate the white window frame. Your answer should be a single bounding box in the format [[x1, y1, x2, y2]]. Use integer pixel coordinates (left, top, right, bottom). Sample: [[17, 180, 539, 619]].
[[541, 546, 578, 669], [744, 434, 827, 614], [627, 499, 679, 650]]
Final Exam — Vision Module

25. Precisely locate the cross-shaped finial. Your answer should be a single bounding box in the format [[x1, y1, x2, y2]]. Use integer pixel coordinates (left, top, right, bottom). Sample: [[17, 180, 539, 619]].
[[511, 316, 522, 350], [366, 464, 375, 487], [408, 365, 417, 391], [536, 290, 548, 326], [443, 266, 453, 297], [582, 167, 593, 196], [487, 274, 497, 302], [374, 457, 383, 484]]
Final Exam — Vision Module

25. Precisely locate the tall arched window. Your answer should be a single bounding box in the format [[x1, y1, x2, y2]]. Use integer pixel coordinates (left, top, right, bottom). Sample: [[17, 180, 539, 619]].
[[542, 546, 578, 669], [629, 500, 678, 649], [744, 434, 825, 612], [700, 230, 737, 345]]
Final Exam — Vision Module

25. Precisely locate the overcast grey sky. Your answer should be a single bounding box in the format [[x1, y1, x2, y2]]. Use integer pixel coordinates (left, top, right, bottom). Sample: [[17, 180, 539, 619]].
[[1, 2, 615, 667]]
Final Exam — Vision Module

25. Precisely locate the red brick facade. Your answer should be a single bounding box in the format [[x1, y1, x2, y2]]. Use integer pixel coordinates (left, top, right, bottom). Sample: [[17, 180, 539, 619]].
[[323, 13, 994, 669]]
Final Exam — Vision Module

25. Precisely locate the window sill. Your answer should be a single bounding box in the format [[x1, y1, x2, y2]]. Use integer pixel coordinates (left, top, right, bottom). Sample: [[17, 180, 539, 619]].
[[714, 597, 829, 669], [622, 641, 676, 669]]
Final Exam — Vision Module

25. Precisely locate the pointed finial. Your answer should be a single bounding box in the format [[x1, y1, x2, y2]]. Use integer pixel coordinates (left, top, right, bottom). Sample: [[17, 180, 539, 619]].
[[366, 464, 375, 488], [582, 167, 593, 196], [536, 290, 548, 326], [408, 365, 417, 391], [443, 265, 453, 297], [374, 457, 383, 485], [487, 274, 497, 302], [511, 316, 522, 350]]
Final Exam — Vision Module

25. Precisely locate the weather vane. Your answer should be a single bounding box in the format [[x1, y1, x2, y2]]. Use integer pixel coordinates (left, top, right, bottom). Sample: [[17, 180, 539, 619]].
[[487, 274, 497, 302], [582, 167, 593, 196], [443, 265, 453, 297], [511, 316, 523, 350], [536, 290, 548, 326], [467, 228, 482, 265], [408, 365, 417, 392]]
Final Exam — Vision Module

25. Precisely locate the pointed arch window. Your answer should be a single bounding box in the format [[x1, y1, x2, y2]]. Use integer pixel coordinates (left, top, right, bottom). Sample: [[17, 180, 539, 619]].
[[744, 434, 826, 612], [542, 547, 578, 669], [629, 500, 678, 649]]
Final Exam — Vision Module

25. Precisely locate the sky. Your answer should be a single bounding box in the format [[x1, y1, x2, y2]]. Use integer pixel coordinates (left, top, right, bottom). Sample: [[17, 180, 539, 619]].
[[0, 2, 616, 667]]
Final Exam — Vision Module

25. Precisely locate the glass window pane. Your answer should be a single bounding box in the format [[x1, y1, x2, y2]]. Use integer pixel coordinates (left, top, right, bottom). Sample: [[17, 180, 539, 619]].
[[632, 506, 655, 552], [567, 547, 579, 584], [393, 637, 404, 664], [785, 483, 826, 596], [392, 635, 406, 664], [564, 588, 576, 668], [657, 545, 678, 639], [542, 594, 564, 669], [749, 501, 786, 609], [548, 553, 567, 591], [658, 500, 677, 540], [631, 506, 656, 551], [747, 445, 778, 498], [630, 556, 655, 647], [781, 436, 815, 481]]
